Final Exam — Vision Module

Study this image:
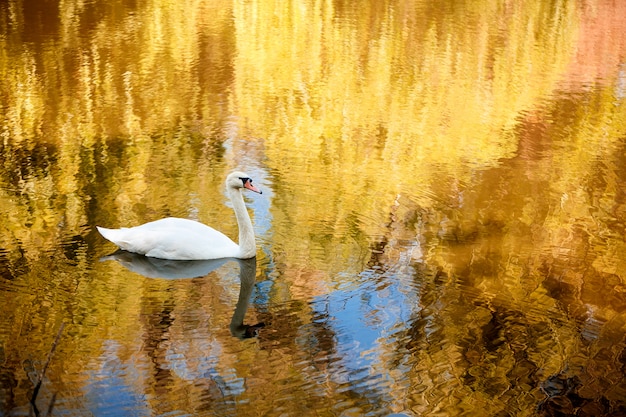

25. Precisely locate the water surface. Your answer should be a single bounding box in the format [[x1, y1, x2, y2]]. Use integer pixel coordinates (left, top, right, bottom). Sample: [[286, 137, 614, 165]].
[[1, 0, 626, 416]]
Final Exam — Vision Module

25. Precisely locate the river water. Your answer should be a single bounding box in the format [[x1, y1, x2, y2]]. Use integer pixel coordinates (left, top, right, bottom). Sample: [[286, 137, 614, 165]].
[[1, 0, 626, 416]]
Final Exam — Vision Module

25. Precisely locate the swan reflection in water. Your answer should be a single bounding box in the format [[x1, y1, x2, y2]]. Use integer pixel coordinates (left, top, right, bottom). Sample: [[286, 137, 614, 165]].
[[100, 251, 265, 338]]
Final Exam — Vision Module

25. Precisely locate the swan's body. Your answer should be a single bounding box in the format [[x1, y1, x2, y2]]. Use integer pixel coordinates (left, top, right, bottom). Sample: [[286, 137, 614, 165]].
[[97, 171, 262, 260]]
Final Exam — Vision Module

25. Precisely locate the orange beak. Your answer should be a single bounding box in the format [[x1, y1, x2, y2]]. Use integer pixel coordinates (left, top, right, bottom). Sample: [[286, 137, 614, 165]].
[[244, 180, 262, 194]]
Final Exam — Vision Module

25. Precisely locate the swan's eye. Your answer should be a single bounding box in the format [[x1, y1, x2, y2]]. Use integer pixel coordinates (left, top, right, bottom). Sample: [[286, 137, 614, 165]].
[[239, 177, 250, 186]]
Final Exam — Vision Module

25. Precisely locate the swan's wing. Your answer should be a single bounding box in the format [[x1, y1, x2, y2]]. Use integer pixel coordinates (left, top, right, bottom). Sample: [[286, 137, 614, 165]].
[[97, 218, 240, 260], [142, 230, 238, 260]]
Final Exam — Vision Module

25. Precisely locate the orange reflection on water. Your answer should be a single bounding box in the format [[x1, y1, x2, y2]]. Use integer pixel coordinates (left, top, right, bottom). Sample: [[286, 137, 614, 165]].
[[1, 0, 626, 416]]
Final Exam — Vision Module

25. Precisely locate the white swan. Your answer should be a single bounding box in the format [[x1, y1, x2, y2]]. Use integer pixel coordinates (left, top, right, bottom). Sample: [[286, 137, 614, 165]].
[[96, 171, 262, 260]]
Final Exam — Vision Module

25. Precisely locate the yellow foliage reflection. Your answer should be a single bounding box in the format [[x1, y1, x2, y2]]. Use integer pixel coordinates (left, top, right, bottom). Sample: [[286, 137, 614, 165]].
[[1, 0, 626, 416]]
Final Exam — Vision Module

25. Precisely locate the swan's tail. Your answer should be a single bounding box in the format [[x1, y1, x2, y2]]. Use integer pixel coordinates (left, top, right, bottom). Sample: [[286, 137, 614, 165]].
[[97, 226, 141, 254], [96, 226, 116, 242], [97, 226, 130, 248]]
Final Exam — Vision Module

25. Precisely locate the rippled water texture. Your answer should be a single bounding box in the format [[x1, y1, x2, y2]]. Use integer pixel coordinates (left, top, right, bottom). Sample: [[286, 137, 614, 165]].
[[1, 0, 626, 416]]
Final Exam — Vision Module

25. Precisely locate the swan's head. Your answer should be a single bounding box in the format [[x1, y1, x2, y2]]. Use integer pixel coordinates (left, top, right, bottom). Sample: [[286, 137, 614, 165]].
[[227, 171, 262, 194]]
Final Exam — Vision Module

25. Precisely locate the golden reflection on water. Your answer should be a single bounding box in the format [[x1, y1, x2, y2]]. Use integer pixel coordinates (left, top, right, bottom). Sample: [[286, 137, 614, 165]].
[[1, 0, 626, 416]]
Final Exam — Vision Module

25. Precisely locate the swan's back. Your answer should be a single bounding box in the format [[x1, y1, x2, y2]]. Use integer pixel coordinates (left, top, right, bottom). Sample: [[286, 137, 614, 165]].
[[97, 217, 240, 260]]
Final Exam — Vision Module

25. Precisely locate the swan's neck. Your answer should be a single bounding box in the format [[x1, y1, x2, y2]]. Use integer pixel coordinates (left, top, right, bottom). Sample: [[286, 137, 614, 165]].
[[229, 187, 256, 258]]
